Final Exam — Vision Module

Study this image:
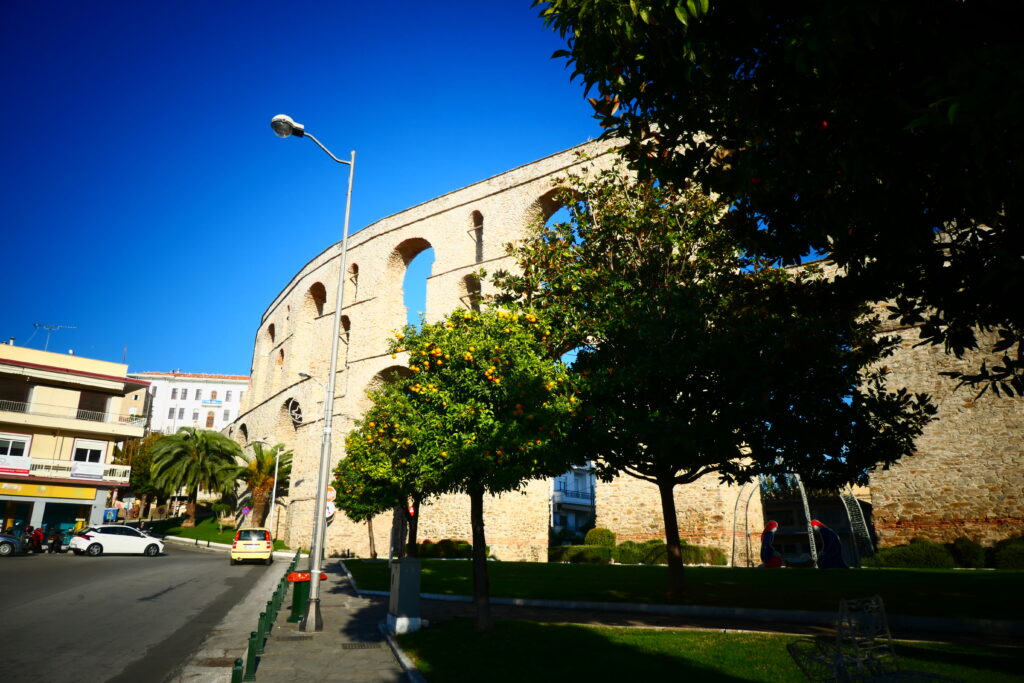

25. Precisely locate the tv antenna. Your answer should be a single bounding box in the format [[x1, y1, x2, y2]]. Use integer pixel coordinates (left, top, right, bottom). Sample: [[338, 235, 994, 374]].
[[34, 323, 77, 351]]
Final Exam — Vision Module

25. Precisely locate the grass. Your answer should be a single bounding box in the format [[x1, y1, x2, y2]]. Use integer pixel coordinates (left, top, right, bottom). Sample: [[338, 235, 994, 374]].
[[148, 516, 290, 550], [397, 619, 1024, 683], [345, 559, 1024, 621]]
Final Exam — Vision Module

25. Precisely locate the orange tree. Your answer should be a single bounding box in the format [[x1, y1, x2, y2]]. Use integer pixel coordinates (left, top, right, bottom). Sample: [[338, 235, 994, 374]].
[[338, 308, 580, 630], [335, 382, 439, 558], [538, 1, 1023, 395], [494, 158, 936, 599]]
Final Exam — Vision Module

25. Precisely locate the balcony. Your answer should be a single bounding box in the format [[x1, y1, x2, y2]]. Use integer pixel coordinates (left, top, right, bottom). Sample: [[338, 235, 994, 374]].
[[29, 457, 131, 484], [0, 399, 145, 428], [553, 483, 595, 509]]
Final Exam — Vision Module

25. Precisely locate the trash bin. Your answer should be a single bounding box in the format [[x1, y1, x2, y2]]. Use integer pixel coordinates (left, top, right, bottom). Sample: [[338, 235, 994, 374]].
[[286, 570, 327, 623]]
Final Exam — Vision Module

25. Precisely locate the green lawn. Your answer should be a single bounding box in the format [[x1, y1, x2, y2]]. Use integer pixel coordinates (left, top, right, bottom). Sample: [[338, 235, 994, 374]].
[[150, 516, 290, 550], [345, 559, 1024, 621], [398, 619, 1023, 683]]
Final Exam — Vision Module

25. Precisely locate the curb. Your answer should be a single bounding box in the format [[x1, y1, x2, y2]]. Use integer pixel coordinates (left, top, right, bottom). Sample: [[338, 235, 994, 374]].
[[344, 579, 1023, 637], [162, 534, 303, 560]]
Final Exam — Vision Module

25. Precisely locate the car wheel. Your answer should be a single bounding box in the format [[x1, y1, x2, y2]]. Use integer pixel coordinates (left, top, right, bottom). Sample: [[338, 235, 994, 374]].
[[86, 543, 102, 557], [144, 544, 159, 557], [229, 556, 237, 566], [264, 556, 272, 566], [0, 541, 13, 557]]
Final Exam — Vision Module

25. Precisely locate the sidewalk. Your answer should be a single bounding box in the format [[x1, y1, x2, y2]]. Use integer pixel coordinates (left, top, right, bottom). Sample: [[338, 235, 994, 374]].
[[253, 562, 409, 683]]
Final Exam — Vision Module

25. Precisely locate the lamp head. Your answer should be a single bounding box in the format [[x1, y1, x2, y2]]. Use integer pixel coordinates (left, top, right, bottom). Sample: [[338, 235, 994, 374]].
[[298, 371, 312, 379], [271, 114, 305, 138]]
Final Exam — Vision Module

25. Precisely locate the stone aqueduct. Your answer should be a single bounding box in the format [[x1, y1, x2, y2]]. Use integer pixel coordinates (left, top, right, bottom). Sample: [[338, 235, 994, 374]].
[[227, 141, 1023, 562]]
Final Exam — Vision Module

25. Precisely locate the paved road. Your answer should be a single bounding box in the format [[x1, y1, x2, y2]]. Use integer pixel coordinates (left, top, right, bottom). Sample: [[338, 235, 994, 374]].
[[0, 544, 276, 683]]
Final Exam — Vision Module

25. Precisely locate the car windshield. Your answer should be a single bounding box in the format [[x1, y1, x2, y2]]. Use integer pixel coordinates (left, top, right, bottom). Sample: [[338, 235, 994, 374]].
[[237, 530, 267, 541]]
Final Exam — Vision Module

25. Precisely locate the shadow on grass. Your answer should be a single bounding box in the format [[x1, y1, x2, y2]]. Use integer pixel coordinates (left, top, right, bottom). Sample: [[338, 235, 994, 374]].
[[398, 619, 780, 683], [895, 641, 1024, 681]]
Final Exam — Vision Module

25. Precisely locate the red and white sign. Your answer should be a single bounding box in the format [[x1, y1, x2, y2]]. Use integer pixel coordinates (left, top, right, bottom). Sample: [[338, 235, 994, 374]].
[[325, 486, 337, 520], [0, 455, 31, 476]]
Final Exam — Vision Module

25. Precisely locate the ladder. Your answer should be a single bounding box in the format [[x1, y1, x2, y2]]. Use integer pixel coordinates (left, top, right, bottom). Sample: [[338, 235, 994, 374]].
[[839, 487, 875, 566]]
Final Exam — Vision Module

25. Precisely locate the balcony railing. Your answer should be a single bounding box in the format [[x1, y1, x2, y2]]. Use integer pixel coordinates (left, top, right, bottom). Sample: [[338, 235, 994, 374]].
[[30, 457, 131, 484], [554, 484, 595, 503], [0, 399, 145, 428]]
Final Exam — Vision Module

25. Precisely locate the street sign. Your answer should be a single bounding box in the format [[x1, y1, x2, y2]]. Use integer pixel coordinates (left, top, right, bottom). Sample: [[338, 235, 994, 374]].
[[241, 506, 252, 516]]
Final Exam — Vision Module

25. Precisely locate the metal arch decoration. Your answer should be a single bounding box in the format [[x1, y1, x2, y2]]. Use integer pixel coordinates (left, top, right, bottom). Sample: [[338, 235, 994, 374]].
[[286, 398, 304, 428]]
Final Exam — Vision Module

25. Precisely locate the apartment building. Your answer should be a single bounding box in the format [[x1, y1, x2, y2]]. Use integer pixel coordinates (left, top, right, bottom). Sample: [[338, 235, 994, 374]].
[[0, 343, 146, 532], [128, 371, 248, 434]]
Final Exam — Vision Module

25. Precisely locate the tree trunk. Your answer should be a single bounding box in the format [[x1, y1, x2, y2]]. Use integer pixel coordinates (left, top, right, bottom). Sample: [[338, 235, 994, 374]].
[[141, 494, 150, 519], [406, 497, 420, 557], [469, 486, 492, 631], [367, 518, 377, 559], [390, 506, 407, 559], [657, 477, 685, 601], [251, 487, 269, 527], [183, 493, 198, 528]]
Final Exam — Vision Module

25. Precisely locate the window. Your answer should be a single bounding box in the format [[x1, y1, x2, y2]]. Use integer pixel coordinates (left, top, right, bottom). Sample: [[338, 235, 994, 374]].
[[206, 411, 215, 428], [195, 389, 202, 400], [171, 388, 178, 400], [0, 433, 29, 458], [223, 409, 230, 422], [181, 389, 188, 401], [226, 391, 232, 402], [192, 410, 199, 421], [211, 390, 218, 401], [168, 407, 175, 419], [133, 394, 139, 401], [177, 407, 184, 419], [73, 439, 105, 463]]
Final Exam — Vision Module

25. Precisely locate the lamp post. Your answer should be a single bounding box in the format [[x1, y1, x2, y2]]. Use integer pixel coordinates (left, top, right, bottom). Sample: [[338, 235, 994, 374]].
[[260, 437, 284, 537], [271, 114, 355, 632]]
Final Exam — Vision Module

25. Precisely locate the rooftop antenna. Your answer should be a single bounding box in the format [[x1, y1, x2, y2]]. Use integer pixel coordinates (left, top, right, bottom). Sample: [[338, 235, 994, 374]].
[[34, 323, 77, 352]]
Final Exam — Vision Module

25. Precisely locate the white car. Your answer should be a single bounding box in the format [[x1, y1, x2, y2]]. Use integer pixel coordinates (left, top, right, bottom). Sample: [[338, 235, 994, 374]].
[[69, 525, 164, 557]]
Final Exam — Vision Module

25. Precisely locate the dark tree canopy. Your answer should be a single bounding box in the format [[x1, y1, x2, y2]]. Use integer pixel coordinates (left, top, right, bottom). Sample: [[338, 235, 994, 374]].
[[538, 0, 1023, 395]]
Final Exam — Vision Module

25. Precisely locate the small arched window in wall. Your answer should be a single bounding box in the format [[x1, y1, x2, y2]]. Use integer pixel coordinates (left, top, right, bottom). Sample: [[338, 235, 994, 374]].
[[308, 282, 327, 317], [211, 390, 218, 401], [471, 210, 484, 262], [239, 424, 249, 443], [267, 323, 276, 345], [286, 399, 303, 430], [205, 411, 215, 428], [341, 315, 351, 344], [463, 274, 482, 313], [277, 348, 285, 366], [348, 263, 359, 302]]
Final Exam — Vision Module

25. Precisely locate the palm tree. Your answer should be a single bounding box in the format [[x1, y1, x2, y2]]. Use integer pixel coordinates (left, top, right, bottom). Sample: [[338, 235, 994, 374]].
[[150, 427, 241, 528], [236, 442, 293, 527]]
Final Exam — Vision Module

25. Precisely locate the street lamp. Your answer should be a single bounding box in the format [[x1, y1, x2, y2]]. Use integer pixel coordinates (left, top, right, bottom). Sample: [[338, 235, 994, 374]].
[[272, 114, 355, 632]]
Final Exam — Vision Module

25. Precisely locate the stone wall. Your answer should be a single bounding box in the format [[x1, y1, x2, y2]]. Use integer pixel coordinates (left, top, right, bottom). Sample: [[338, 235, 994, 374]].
[[868, 325, 1024, 547], [597, 474, 764, 567]]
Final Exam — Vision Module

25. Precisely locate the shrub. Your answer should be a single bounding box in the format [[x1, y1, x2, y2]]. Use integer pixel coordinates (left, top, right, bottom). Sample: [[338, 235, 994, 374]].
[[415, 538, 479, 559], [682, 544, 728, 566], [870, 538, 955, 569], [993, 539, 1024, 570], [948, 537, 985, 568], [548, 545, 612, 563], [585, 528, 616, 547], [612, 540, 644, 565]]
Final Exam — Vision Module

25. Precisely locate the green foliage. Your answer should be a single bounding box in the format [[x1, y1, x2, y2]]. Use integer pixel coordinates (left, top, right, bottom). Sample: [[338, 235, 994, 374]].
[[415, 539, 484, 559], [948, 537, 986, 569], [548, 545, 612, 564], [495, 155, 935, 597], [868, 538, 956, 569], [993, 539, 1024, 570], [612, 540, 644, 565], [116, 432, 170, 499], [584, 527, 616, 547], [234, 442, 292, 526], [149, 428, 242, 527], [538, 0, 1024, 395]]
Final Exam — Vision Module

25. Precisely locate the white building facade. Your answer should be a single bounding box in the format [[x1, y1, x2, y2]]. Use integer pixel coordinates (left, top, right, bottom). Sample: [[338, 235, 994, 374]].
[[128, 372, 249, 434]]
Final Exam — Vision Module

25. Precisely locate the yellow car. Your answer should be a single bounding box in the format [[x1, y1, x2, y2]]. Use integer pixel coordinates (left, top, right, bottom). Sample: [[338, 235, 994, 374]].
[[230, 528, 274, 565]]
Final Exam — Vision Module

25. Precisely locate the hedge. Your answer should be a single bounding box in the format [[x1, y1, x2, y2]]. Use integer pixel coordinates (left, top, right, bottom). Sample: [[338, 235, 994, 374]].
[[584, 528, 616, 547], [868, 538, 955, 569], [415, 539, 486, 559], [548, 545, 612, 563]]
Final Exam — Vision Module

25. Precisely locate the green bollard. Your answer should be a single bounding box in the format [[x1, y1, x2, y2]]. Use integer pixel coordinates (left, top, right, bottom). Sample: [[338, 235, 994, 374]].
[[288, 578, 310, 623], [256, 611, 267, 655], [243, 632, 258, 682], [266, 599, 274, 627], [231, 657, 244, 683]]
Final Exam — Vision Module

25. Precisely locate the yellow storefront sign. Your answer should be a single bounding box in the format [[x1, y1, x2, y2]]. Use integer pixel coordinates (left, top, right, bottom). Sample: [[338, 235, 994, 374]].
[[0, 481, 96, 500]]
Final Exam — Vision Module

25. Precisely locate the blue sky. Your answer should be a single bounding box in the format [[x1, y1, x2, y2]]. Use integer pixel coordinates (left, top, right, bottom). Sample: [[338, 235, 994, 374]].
[[1, 2, 598, 375]]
